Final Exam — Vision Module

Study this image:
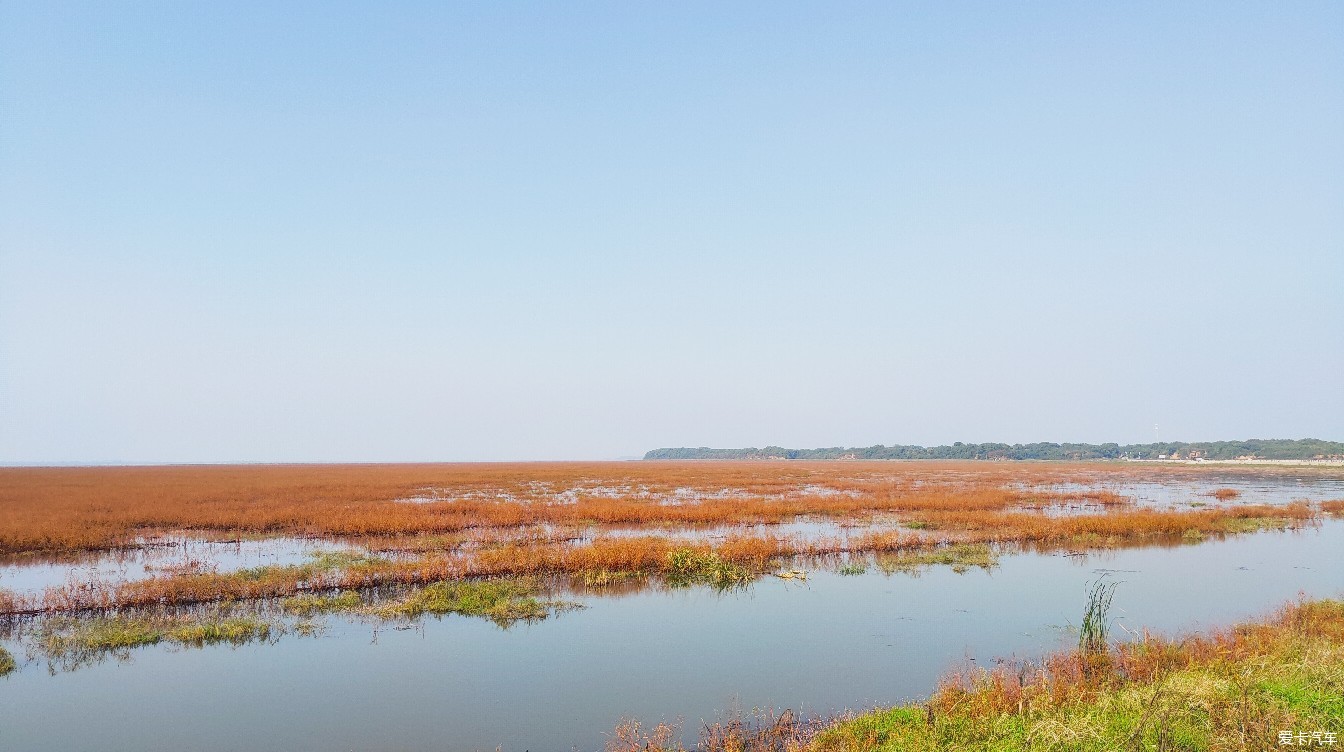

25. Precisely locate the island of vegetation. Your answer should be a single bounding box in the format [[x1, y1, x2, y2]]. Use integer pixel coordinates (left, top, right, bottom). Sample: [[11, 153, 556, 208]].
[[644, 438, 1344, 462]]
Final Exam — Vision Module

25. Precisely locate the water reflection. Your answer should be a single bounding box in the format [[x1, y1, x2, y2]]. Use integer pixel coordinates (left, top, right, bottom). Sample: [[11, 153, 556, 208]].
[[1, 520, 1340, 752]]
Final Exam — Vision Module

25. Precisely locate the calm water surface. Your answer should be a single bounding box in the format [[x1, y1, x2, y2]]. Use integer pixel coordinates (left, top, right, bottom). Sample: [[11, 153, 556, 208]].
[[1, 483, 1342, 751]]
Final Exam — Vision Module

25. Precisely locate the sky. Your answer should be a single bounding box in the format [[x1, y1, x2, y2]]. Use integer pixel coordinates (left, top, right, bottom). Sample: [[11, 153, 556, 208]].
[[1, 1, 1341, 463]]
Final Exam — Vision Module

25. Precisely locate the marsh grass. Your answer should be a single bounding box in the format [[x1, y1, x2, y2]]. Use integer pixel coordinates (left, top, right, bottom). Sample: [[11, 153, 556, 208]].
[[284, 578, 579, 625], [838, 562, 868, 576], [875, 544, 998, 575], [0, 644, 15, 676]]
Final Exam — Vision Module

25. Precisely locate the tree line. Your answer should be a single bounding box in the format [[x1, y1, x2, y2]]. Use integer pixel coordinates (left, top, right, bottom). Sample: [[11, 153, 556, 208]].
[[643, 439, 1344, 461]]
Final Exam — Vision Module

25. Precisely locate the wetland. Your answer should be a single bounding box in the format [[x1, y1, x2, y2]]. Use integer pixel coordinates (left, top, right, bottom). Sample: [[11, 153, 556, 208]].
[[1, 461, 1341, 750]]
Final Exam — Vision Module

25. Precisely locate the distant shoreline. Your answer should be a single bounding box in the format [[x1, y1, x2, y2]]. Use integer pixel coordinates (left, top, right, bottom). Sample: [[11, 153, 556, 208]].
[[644, 439, 1344, 463]]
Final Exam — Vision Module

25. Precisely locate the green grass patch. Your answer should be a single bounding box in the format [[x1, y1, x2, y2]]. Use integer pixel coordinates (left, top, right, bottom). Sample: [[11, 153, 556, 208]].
[[0, 645, 15, 676], [164, 617, 272, 646], [39, 613, 277, 660], [235, 550, 388, 582], [1216, 516, 1296, 534], [372, 579, 559, 625], [876, 543, 998, 575], [839, 562, 868, 576]]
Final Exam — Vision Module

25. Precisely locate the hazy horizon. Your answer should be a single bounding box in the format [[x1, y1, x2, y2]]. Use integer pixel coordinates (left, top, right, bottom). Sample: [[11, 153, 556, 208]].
[[3, 2, 1341, 464]]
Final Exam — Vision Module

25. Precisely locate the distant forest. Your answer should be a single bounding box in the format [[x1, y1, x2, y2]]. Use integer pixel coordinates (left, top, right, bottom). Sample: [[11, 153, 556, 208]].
[[644, 439, 1344, 462]]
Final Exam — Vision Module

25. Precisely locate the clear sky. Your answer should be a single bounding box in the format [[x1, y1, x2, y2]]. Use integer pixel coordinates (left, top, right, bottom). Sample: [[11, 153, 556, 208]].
[[1, 2, 1341, 463]]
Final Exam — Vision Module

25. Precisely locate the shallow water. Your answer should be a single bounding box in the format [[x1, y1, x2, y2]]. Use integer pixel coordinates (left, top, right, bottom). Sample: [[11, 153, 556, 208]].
[[1, 519, 1340, 752], [1022, 471, 1344, 510], [0, 536, 350, 597]]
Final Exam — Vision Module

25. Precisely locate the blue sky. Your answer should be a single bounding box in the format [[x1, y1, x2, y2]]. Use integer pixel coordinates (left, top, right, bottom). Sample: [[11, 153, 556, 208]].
[[1, 2, 1341, 463]]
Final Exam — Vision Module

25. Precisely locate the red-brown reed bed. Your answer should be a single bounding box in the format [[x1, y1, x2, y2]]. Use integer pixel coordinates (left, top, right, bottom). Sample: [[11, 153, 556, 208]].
[[4, 461, 1323, 556], [914, 503, 1315, 545]]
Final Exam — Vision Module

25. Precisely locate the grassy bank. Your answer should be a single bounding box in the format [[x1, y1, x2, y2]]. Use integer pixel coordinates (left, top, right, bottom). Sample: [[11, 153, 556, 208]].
[[810, 599, 1344, 752]]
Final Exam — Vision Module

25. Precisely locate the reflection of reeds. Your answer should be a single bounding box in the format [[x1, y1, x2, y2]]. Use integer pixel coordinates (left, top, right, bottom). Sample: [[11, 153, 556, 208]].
[[608, 709, 827, 752]]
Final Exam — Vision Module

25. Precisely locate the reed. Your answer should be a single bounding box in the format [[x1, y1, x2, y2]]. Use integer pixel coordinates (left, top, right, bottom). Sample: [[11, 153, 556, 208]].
[[1078, 577, 1118, 654]]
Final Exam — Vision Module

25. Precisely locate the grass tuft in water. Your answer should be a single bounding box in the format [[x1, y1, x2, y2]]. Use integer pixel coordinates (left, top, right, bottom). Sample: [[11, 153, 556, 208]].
[[838, 562, 868, 576], [0, 645, 15, 676], [665, 548, 756, 589]]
